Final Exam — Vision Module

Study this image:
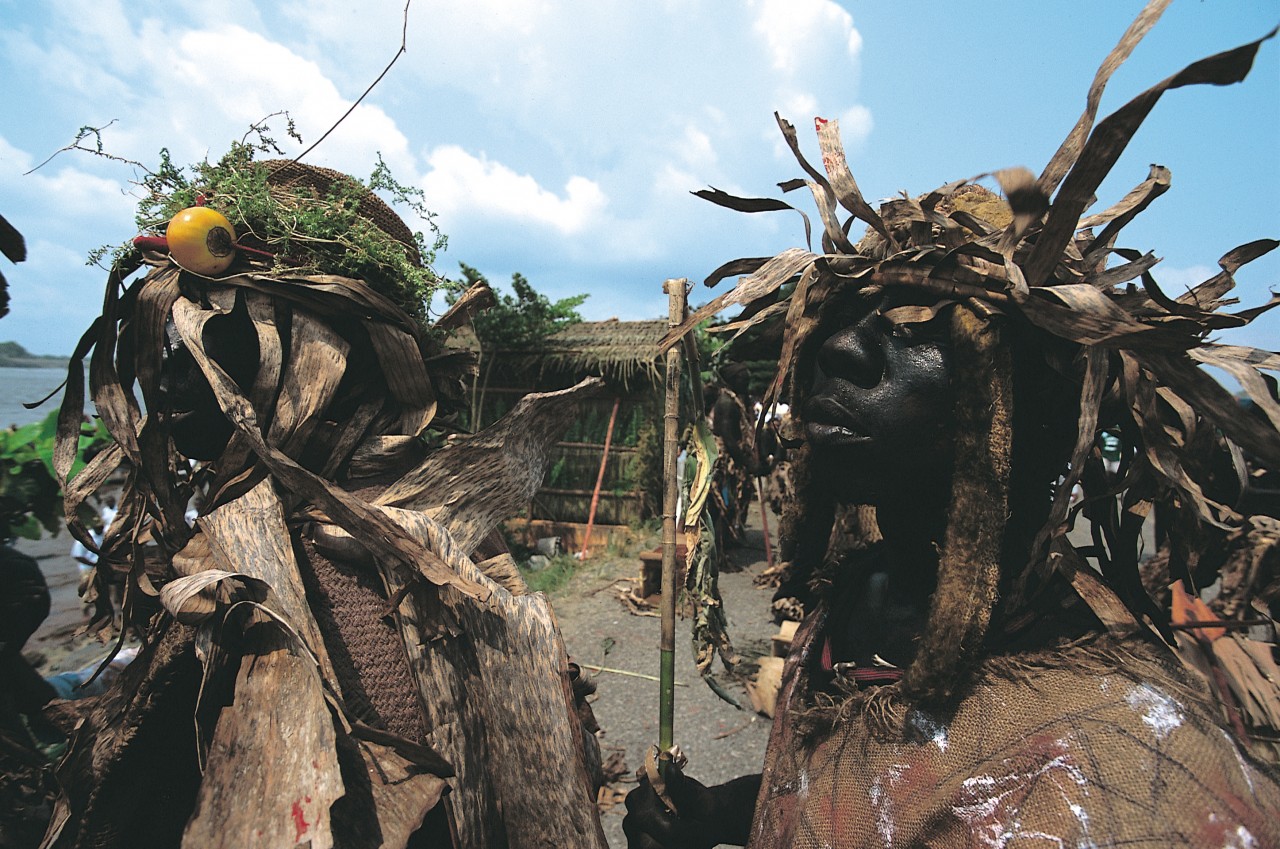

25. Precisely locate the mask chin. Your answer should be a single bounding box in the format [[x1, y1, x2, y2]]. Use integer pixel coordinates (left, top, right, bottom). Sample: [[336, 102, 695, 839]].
[[814, 435, 954, 509]]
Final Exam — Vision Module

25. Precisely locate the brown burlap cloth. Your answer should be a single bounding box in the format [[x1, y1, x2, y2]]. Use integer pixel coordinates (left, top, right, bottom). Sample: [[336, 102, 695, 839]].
[[749, 605, 1280, 848]]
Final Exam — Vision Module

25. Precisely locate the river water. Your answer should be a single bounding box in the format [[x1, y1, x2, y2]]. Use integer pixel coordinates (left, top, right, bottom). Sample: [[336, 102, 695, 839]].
[[0, 366, 87, 428]]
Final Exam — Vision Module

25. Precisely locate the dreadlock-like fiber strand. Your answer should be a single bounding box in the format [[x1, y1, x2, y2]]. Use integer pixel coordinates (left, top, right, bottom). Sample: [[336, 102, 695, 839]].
[[902, 302, 1012, 704]]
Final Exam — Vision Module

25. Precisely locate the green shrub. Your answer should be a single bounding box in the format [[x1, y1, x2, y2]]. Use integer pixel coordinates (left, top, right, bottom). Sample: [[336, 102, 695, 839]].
[[1, 410, 111, 541]]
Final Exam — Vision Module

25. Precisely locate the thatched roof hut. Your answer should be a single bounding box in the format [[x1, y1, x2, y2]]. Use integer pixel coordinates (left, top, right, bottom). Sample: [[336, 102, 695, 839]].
[[468, 318, 671, 534], [536, 318, 668, 387], [464, 317, 668, 389]]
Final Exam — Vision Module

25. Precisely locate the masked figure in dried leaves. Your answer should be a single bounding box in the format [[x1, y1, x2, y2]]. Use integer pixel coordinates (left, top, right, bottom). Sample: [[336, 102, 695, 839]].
[[41, 161, 608, 848], [625, 8, 1280, 849], [706, 362, 761, 550]]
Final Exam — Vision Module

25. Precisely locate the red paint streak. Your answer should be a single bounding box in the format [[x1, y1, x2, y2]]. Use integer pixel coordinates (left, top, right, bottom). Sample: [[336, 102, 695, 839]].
[[291, 801, 309, 842], [815, 116, 829, 127]]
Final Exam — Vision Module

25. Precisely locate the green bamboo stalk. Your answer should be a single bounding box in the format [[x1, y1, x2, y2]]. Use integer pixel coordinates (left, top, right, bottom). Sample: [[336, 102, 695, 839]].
[[658, 278, 687, 771]]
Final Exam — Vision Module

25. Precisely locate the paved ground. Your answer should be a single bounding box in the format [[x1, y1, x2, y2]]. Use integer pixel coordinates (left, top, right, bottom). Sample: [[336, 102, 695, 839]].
[[550, 511, 779, 848]]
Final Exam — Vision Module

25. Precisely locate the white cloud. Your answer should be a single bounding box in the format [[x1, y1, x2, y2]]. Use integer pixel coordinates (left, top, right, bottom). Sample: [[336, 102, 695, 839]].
[[1151, 264, 1215, 299], [419, 145, 607, 235], [752, 0, 862, 73], [837, 105, 874, 149], [0, 137, 134, 224], [2, 237, 108, 357], [148, 26, 413, 175], [0, 137, 33, 174], [0, 0, 875, 355], [677, 125, 718, 171], [778, 94, 822, 125], [845, 21, 864, 59], [30, 170, 134, 222], [653, 163, 702, 201]]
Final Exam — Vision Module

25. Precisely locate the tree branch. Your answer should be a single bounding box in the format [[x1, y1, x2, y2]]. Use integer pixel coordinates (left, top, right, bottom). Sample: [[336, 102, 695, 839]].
[[294, 0, 413, 163]]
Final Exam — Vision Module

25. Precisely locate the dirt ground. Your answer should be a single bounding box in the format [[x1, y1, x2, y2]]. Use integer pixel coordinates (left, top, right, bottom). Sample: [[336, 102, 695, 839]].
[[550, 511, 779, 848], [15, 503, 782, 849]]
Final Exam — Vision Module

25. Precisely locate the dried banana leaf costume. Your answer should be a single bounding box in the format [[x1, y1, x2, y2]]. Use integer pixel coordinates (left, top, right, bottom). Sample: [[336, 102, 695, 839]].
[[45, 163, 606, 849], [669, 8, 1280, 848]]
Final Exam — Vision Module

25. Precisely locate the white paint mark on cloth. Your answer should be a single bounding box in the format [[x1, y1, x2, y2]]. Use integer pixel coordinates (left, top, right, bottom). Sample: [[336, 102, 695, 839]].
[[870, 763, 911, 845], [907, 708, 950, 752], [1231, 824, 1259, 849], [1208, 814, 1259, 849], [1228, 731, 1257, 795], [1069, 802, 1096, 848], [953, 738, 1093, 849], [1124, 683, 1183, 741]]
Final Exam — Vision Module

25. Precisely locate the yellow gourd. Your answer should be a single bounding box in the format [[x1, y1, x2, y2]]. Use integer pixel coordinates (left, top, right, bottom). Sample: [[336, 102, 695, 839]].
[[166, 207, 236, 276]]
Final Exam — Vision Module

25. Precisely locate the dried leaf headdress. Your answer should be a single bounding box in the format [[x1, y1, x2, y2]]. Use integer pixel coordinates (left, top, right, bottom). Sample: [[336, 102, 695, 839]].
[[667, 4, 1279, 702]]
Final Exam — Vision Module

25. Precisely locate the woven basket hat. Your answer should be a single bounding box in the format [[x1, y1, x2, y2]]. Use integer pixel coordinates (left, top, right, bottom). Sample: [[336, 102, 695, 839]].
[[53, 158, 446, 635], [256, 159, 423, 268]]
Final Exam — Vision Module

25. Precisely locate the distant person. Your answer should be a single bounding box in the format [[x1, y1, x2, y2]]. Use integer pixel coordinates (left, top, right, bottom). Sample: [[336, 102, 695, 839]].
[[71, 495, 117, 604], [0, 542, 60, 748]]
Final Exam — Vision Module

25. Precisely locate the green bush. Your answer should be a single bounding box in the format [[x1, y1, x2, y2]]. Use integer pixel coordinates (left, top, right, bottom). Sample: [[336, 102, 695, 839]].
[[519, 554, 579, 595], [0, 410, 112, 541]]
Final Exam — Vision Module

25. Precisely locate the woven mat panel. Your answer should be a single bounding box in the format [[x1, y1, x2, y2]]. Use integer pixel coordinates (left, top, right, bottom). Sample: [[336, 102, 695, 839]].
[[295, 535, 425, 741]]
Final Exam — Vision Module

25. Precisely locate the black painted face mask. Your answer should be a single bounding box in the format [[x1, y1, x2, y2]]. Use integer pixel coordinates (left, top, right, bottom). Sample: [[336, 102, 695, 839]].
[[803, 288, 955, 504], [158, 304, 259, 461]]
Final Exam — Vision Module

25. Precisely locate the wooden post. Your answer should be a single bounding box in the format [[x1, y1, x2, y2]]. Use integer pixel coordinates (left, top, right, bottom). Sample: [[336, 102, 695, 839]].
[[659, 278, 687, 766], [756, 478, 774, 571], [579, 396, 621, 559]]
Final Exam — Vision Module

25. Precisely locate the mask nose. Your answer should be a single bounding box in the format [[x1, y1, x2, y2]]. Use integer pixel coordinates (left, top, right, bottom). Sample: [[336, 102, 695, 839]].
[[816, 310, 885, 389]]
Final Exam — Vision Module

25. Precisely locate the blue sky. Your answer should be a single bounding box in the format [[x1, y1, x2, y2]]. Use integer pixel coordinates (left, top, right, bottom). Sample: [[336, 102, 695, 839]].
[[0, 0, 1276, 360]]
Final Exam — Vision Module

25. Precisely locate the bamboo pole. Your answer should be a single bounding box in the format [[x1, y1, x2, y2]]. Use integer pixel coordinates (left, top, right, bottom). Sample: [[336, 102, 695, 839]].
[[579, 396, 621, 558], [658, 278, 687, 767]]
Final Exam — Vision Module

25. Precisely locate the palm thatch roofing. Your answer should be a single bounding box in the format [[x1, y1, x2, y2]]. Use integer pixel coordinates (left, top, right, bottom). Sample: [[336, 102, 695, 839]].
[[456, 318, 668, 388], [539, 318, 668, 384]]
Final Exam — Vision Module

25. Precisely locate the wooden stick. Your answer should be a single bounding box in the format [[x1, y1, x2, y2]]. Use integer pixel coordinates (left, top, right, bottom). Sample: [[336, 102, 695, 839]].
[[756, 478, 774, 572], [659, 278, 688, 767], [579, 396, 621, 558], [577, 664, 688, 686], [1170, 619, 1270, 631]]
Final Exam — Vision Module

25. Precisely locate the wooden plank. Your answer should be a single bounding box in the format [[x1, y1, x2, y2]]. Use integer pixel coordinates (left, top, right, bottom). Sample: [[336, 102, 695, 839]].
[[556, 442, 640, 453], [536, 487, 644, 499]]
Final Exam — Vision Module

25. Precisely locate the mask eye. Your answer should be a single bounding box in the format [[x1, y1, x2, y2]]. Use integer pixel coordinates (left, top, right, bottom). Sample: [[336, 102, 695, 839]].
[[884, 313, 951, 347], [877, 311, 920, 341], [886, 320, 916, 341]]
